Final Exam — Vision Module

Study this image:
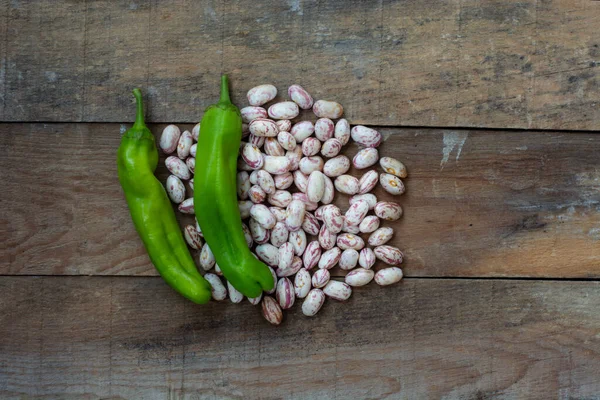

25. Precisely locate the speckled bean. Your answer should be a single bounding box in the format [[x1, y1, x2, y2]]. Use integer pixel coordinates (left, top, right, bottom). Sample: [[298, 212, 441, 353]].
[[278, 242, 295, 272], [205, 273, 227, 301], [358, 248, 376, 269], [177, 130, 193, 159], [242, 144, 264, 170], [268, 190, 292, 208], [276, 277, 295, 309], [318, 224, 337, 250], [302, 289, 325, 317], [160, 125, 181, 154], [313, 100, 343, 119], [303, 241, 321, 270], [238, 200, 253, 219], [318, 247, 342, 269], [314, 118, 335, 141], [345, 200, 369, 226], [166, 175, 186, 204], [345, 268, 374, 287], [302, 137, 322, 157], [368, 227, 394, 246], [192, 123, 200, 141], [268, 101, 299, 120], [374, 202, 402, 221], [277, 131, 297, 151], [166, 156, 191, 180], [288, 84, 314, 109], [293, 170, 309, 192], [321, 138, 343, 158], [334, 119, 350, 145], [274, 172, 294, 190], [250, 204, 276, 229], [199, 243, 215, 271], [240, 106, 268, 123], [321, 175, 335, 205], [306, 171, 325, 202], [380, 157, 407, 178], [271, 222, 289, 247], [263, 156, 291, 175], [299, 156, 324, 175], [375, 267, 404, 286], [237, 171, 251, 200], [323, 155, 350, 177], [275, 256, 302, 277], [380, 173, 405, 195], [227, 281, 244, 303], [270, 207, 287, 222], [350, 193, 378, 210], [286, 146, 304, 170], [294, 269, 312, 299], [322, 205, 344, 234], [242, 222, 253, 247], [276, 119, 292, 132], [256, 243, 279, 266], [264, 137, 285, 156], [249, 133, 265, 148], [334, 175, 360, 195], [261, 296, 283, 325], [249, 118, 279, 137], [339, 248, 359, 270], [301, 211, 321, 235], [351, 125, 382, 148], [178, 198, 194, 214], [292, 192, 318, 211], [289, 229, 307, 256], [184, 225, 203, 250], [290, 121, 315, 143], [249, 218, 270, 244], [286, 200, 306, 232], [257, 170, 276, 195], [374, 245, 404, 266], [336, 233, 365, 250], [312, 269, 330, 288], [359, 216, 380, 233], [247, 84, 277, 106], [249, 185, 267, 204], [323, 280, 352, 301], [185, 157, 195, 174], [352, 148, 379, 169], [358, 170, 379, 194]]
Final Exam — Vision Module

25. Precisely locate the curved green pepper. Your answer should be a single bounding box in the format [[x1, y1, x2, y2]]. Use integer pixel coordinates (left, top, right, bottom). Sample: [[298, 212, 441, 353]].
[[118, 89, 212, 304], [195, 75, 274, 297]]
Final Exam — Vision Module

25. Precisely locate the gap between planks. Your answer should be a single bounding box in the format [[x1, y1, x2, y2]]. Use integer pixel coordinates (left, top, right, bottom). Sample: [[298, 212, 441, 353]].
[[0, 120, 598, 135], [1, 275, 599, 282]]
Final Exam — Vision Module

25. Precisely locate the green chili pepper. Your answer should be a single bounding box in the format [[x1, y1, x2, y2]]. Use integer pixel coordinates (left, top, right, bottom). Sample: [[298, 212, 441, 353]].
[[118, 88, 212, 304], [195, 75, 274, 297]]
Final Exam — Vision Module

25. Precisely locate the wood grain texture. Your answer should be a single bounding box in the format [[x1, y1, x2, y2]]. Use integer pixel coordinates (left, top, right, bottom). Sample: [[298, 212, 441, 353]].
[[2, 123, 600, 278], [1, 0, 599, 129], [1, 276, 599, 399]]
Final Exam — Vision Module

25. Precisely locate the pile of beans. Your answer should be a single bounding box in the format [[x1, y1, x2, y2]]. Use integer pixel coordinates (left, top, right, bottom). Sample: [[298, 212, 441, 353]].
[[159, 83, 407, 325]]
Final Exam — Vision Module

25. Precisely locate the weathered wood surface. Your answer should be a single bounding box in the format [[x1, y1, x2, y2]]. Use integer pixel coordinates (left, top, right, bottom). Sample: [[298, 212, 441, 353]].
[[1, 0, 599, 129], [2, 123, 600, 278], [1, 276, 599, 399]]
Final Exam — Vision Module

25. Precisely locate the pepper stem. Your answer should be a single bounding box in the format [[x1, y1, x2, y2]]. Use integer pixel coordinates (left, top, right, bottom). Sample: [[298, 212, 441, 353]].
[[218, 75, 231, 105], [132, 88, 146, 129]]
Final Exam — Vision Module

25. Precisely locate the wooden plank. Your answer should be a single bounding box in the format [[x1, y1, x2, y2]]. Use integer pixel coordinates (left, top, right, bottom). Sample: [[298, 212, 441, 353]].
[[2, 123, 600, 278], [1, 276, 599, 398], [1, 0, 599, 129], [2, 0, 86, 121]]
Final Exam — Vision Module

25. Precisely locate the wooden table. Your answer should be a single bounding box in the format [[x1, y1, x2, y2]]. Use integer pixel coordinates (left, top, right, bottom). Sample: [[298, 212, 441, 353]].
[[1, 1, 600, 398]]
